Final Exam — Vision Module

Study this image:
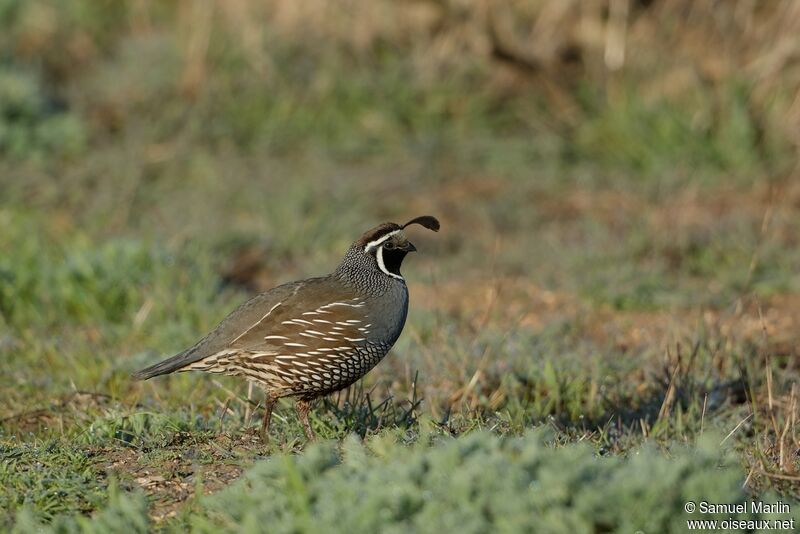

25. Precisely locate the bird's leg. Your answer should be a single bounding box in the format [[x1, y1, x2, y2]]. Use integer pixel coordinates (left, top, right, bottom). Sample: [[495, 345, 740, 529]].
[[260, 396, 276, 440], [295, 399, 316, 441]]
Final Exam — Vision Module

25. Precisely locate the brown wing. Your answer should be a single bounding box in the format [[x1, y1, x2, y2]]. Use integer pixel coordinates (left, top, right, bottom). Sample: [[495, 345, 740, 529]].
[[187, 277, 373, 394], [133, 278, 310, 380], [228, 279, 370, 352]]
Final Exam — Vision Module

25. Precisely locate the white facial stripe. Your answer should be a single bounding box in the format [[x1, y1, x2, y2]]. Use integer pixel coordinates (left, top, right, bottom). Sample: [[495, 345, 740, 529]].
[[376, 245, 404, 280], [363, 230, 402, 252]]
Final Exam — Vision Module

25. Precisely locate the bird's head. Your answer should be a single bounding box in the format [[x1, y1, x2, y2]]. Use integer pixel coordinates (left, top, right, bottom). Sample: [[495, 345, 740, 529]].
[[350, 215, 440, 280]]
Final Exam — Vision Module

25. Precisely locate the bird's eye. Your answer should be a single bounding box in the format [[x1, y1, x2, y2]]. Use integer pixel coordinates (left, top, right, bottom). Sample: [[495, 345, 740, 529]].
[[383, 242, 395, 250]]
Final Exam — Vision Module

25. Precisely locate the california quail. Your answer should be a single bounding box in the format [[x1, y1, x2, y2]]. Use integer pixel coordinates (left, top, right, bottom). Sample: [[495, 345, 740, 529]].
[[133, 216, 440, 440]]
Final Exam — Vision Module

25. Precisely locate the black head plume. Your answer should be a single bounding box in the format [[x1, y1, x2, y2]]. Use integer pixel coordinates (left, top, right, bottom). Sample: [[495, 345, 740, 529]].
[[402, 215, 440, 232]]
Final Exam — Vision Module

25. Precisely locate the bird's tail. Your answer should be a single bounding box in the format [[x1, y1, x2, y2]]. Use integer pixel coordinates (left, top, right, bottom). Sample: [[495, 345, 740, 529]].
[[131, 350, 193, 380]]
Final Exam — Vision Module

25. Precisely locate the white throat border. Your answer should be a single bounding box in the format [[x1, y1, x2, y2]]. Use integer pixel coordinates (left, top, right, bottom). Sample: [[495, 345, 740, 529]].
[[375, 244, 404, 280], [364, 230, 404, 280]]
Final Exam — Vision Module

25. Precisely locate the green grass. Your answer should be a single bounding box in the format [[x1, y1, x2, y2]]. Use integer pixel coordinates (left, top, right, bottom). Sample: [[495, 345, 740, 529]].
[[1, 440, 109, 520], [1, 0, 800, 530], [11, 431, 800, 533]]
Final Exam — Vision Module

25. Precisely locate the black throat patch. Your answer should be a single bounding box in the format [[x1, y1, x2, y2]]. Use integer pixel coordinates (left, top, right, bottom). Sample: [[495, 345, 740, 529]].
[[381, 248, 408, 277]]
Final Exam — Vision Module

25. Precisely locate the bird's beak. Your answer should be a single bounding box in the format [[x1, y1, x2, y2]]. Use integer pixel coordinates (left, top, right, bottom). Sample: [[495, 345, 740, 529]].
[[403, 242, 417, 253]]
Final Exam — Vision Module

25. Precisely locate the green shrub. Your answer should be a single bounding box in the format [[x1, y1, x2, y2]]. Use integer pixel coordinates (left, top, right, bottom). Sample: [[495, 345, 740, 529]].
[[0, 68, 87, 161], [193, 431, 795, 534], [0, 211, 221, 331]]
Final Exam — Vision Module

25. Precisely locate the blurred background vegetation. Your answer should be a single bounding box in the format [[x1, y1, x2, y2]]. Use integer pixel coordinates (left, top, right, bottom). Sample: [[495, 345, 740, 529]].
[[1, 0, 799, 530]]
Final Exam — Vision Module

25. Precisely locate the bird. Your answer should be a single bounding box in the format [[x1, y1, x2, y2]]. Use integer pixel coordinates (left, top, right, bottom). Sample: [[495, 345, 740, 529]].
[[132, 215, 440, 440]]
